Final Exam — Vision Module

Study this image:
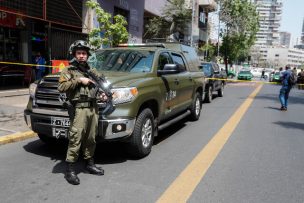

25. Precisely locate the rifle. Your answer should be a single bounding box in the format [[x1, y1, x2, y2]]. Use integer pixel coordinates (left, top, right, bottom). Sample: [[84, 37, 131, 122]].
[[84, 69, 115, 115]]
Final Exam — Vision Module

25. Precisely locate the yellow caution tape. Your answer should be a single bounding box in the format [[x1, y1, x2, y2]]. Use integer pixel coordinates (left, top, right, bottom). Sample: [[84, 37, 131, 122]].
[[0, 61, 60, 68], [205, 77, 304, 86], [1, 61, 303, 86]]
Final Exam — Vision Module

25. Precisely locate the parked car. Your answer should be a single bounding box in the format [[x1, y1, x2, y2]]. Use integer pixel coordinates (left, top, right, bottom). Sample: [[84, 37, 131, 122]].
[[24, 43, 206, 158], [237, 70, 253, 80], [271, 71, 281, 82], [251, 69, 261, 78], [0, 64, 33, 86], [200, 62, 226, 103]]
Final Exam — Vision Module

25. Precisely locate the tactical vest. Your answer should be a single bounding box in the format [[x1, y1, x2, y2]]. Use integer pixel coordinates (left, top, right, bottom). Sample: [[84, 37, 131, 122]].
[[65, 65, 96, 102]]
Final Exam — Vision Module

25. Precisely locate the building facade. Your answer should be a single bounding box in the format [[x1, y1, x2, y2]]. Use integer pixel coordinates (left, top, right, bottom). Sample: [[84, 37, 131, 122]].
[[255, 46, 304, 68], [0, 0, 86, 64], [98, 0, 145, 43], [279, 31, 291, 48], [251, 0, 283, 47]]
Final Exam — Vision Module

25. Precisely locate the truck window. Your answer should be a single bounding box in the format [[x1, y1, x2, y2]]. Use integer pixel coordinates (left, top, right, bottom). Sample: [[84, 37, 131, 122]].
[[158, 52, 172, 70], [171, 53, 186, 71]]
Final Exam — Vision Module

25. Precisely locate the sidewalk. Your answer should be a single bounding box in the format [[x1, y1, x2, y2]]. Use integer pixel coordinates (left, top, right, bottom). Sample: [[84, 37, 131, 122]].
[[0, 88, 29, 98]]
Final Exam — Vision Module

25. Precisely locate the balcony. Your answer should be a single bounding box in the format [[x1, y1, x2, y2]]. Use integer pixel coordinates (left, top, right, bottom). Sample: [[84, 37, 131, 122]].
[[199, 0, 217, 12]]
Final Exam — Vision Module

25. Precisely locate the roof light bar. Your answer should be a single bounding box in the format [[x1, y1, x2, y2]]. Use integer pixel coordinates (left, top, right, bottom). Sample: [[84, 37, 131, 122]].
[[117, 43, 165, 48]]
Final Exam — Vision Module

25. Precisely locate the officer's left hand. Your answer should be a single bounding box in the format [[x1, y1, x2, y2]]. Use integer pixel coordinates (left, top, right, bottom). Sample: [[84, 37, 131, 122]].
[[99, 93, 108, 102]]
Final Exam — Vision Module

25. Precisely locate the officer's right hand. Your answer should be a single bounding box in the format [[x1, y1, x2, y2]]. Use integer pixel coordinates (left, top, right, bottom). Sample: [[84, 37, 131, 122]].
[[79, 77, 94, 85]]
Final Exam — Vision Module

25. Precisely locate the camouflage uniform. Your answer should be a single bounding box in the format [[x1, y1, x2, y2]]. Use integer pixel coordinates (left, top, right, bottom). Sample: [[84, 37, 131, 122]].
[[58, 64, 101, 163]]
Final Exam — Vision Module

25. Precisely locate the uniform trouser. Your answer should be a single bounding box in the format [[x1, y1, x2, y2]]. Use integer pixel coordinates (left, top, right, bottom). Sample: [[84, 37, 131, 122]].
[[66, 105, 99, 163]]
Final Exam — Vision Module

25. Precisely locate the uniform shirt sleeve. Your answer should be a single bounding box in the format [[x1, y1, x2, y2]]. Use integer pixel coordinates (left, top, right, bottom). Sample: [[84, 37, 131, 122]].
[[58, 68, 81, 93], [90, 68, 102, 78]]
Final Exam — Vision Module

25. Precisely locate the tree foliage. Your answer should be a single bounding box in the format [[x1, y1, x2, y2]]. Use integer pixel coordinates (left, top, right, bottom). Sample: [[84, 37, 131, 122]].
[[86, 0, 129, 48], [199, 43, 217, 62], [144, 0, 191, 39], [219, 0, 259, 66]]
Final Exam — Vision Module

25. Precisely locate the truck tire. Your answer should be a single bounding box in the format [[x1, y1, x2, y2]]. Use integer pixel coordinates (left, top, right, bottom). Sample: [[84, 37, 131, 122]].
[[189, 92, 202, 121], [218, 83, 224, 97], [127, 108, 155, 158], [205, 86, 213, 103]]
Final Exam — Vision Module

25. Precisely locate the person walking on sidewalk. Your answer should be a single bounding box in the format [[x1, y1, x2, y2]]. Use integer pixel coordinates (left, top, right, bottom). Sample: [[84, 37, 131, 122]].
[[279, 66, 292, 111], [58, 40, 108, 185]]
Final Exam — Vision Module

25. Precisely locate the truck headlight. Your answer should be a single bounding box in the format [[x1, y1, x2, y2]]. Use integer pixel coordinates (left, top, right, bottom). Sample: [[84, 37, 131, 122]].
[[112, 87, 138, 105], [29, 83, 37, 98]]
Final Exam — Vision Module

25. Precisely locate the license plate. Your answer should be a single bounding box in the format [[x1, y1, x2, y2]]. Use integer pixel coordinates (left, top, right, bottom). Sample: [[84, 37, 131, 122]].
[[52, 128, 68, 139], [51, 117, 70, 127]]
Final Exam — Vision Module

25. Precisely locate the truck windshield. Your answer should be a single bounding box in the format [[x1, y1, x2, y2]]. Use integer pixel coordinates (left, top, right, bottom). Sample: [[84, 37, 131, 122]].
[[88, 50, 154, 73]]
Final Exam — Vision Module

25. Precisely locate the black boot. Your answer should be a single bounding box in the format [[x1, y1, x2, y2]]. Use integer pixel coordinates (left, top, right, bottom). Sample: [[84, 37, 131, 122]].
[[85, 158, 104, 176], [65, 162, 80, 185]]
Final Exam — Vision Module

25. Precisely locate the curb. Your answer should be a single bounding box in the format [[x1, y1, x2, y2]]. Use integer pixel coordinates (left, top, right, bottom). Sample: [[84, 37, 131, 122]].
[[0, 131, 37, 146]]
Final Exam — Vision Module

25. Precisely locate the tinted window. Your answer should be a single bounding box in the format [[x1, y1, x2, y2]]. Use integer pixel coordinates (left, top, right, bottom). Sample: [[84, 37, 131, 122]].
[[201, 63, 213, 77], [171, 53, 186, 70], [88, 50, 154, 73], [158, 52, 172, 70]]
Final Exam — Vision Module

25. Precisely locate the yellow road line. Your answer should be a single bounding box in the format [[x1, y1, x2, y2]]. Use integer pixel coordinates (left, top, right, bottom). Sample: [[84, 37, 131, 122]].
[[0, 131, 37, 146], [157, 84, 263, 203]]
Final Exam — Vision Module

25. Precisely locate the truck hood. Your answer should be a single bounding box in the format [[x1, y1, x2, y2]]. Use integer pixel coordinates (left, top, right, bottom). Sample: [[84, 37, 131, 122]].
[[102, 71, 150, 87], [46, 71, 149, 87]]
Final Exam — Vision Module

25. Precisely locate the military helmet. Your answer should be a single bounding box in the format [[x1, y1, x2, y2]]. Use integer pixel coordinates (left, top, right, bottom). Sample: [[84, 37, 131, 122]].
[[69, 40, 91, 56]]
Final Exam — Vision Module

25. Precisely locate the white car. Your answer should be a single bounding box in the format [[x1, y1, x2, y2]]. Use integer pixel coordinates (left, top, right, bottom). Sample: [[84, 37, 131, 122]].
[[251, 69, 261, 78]]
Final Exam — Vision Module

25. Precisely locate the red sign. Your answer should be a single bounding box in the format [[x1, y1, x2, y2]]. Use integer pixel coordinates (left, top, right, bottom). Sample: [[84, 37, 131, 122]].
[[0, 11, 25, 28], [51, 60, 69, 73]]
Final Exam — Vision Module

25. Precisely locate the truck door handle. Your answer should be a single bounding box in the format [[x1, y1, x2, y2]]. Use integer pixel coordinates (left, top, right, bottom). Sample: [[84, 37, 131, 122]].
[[174, 79, 179, 85], [189, 77, 193, 81]]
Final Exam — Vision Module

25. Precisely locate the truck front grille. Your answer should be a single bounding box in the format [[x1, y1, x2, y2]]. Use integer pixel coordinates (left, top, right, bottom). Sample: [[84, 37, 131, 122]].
[[35, 76, 65, 109]]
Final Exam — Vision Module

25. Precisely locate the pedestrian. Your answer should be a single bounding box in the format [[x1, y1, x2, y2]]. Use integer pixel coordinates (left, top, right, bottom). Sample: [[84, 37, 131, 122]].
[[261, 68, 266, 80], [58, 40, 108, 185], [279, 66, 292, 111], [298, 69, 304, 90], [34, 52, 45, 80]]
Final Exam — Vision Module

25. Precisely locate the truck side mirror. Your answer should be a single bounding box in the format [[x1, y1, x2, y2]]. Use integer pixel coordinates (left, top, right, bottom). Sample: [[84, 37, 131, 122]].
[[157, 64, 180, 75]]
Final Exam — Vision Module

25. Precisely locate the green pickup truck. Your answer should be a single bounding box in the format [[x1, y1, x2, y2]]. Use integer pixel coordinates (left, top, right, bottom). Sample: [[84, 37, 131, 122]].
[[24, 43, 205, 158]]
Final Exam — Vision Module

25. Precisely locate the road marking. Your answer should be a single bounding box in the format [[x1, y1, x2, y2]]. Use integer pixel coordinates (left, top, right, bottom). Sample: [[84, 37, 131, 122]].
[[157, 84, 263, 203], [0, 131, 37, 145]]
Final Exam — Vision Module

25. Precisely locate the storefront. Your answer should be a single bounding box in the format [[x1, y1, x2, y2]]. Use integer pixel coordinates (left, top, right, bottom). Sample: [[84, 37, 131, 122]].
[[0, 10, 25, 62], [0, 0, 87, 87]]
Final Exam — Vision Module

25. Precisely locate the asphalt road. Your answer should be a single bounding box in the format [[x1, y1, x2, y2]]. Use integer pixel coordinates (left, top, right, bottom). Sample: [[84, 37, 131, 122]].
[[0, 83, 303, 203]]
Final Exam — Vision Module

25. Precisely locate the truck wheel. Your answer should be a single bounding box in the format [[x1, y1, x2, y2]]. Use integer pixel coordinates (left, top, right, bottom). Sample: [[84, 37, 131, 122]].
[[218, 83, 224, 97], [205, 86, 212, 103], [189, 92, 202, 121], [38, 133, 57, 145], [127, 109, 155, 158]]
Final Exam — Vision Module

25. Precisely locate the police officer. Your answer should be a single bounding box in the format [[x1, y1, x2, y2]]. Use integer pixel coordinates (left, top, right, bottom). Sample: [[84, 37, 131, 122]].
[[58, 40, 107, 185]]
